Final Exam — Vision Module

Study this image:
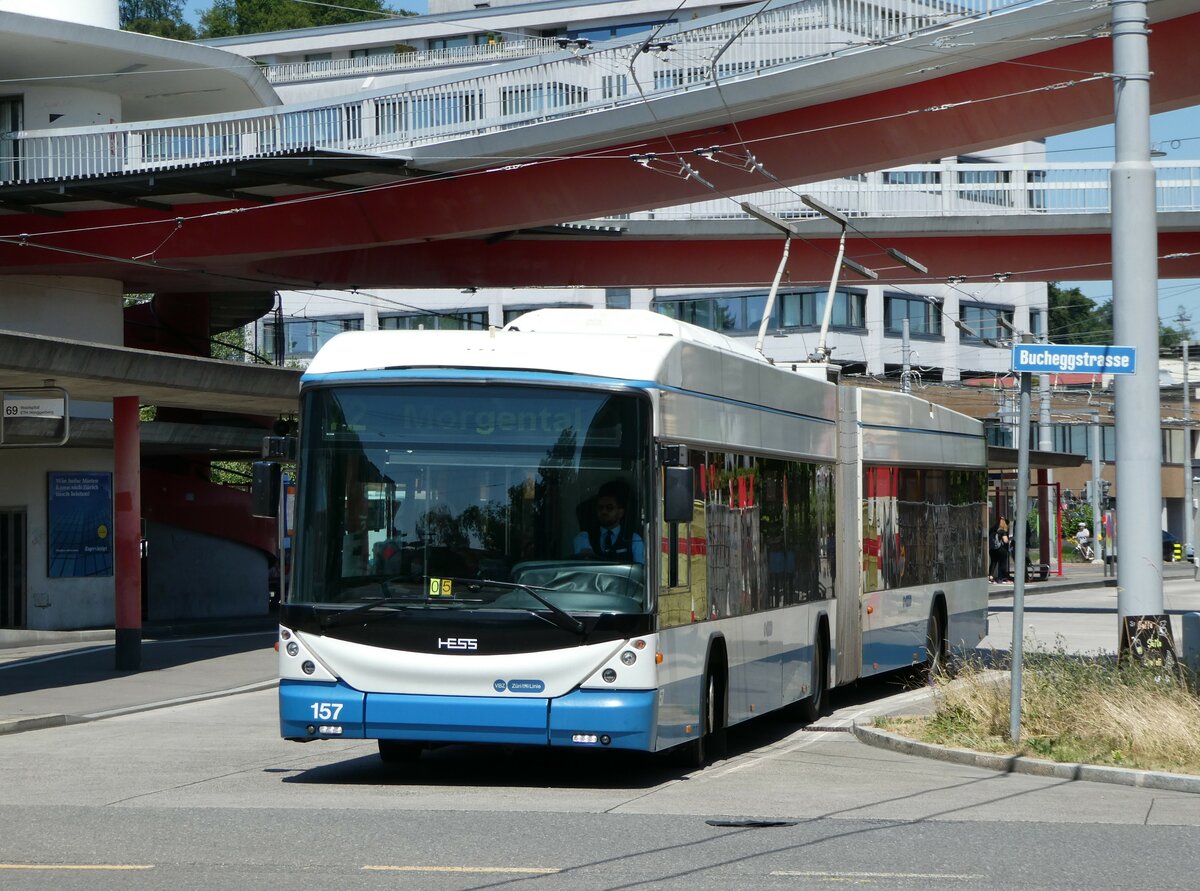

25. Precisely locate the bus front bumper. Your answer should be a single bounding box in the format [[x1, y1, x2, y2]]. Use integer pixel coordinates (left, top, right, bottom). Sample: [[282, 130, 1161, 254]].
[[280, 680, 656, 751]]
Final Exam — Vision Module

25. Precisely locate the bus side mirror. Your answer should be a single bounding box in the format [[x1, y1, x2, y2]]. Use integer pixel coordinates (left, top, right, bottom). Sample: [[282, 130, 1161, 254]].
[[664, 466, 694, 523], [251, 461, 281, 518]]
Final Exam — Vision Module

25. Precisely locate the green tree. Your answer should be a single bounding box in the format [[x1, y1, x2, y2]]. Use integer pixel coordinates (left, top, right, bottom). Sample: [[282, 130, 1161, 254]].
[[1047, 283, 1109, 345], [198, 0, 410, 38], [1047, 282, 1185, 349], [120, 0, 197, 39]]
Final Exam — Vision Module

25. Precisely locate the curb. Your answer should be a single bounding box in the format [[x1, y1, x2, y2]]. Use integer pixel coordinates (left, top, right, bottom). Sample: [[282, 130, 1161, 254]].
[[0, 629, 114, 649], [852, 722, 1200, 795], [0, 680, 278, 737]]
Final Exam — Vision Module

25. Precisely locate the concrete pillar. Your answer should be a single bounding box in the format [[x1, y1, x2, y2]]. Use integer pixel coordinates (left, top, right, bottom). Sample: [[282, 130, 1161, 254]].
[[114, 395, 142, 671]]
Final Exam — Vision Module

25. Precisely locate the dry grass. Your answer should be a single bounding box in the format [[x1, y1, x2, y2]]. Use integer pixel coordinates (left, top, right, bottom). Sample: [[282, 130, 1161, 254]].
[[879, 643, 1200, 775]]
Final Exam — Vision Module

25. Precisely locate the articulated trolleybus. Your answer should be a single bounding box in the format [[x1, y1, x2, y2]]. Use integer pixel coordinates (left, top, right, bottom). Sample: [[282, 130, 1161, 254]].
[[270, 309, 987, 765]]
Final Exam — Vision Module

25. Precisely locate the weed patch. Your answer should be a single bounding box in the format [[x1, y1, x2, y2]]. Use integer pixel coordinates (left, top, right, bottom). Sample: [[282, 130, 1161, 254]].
[[878, 641, 1200, 775]]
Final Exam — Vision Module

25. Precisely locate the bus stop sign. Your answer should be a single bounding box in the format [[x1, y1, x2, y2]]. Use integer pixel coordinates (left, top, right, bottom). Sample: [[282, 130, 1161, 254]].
[[1011, 343, 1137, 375]]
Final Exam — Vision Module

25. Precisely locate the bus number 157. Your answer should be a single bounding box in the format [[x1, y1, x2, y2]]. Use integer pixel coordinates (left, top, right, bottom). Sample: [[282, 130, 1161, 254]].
[[310, 702, 343, 720]]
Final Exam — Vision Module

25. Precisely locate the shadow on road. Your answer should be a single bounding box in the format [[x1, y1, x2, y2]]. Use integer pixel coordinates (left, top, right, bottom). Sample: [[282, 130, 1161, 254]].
[[280, 667, 930, 790]]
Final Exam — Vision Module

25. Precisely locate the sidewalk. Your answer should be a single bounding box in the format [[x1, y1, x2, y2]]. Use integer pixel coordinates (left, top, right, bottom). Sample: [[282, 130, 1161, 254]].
[[0, 616, 278, 736], [988, 558, 1196, 597]]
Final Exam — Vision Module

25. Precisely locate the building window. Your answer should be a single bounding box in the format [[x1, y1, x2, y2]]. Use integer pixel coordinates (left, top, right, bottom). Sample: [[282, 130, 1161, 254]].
[[777, 289, 866, 330], [884, 293, 942, 337], [303, 52, 332, 62], [429, 33, 493, 50], [882, 170, 940, 185], [379, 310, 487, 331], [959, 168, 1013, 207], [263, 316, 362, 361], [1030, 309, 1045, 338], [960, 303, 1015, 341], [350, 46, 397, 59], [1051, 423, 1115, 461], [653, 289, 865, 333], [605, 288, 631, 309], [503, 303, 591, 325]]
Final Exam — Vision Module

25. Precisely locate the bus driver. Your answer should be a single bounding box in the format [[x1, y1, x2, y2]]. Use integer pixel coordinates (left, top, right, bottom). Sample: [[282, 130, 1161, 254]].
[[574, 480, 645, 564]]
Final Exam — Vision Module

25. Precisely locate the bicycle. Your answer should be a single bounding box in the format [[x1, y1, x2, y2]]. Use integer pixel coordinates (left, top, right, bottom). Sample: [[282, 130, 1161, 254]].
[[1073, 539, 1094, 562]]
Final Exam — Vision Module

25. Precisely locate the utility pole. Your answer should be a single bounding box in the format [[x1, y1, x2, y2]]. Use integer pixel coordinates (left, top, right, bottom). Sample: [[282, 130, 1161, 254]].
[[1038, 334, 1053, 567], [1110, 0, 1163, 626], [1177, 309, 1196, 579], [1090, 411, 1103, 565], [1010, 336, 1034, 743]]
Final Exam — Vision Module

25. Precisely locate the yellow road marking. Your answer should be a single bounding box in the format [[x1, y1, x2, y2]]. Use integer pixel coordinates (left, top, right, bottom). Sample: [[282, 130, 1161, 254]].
[[0, 864, 155, 871], [363, 865, 560, 874], [771, 871, 982, 881]]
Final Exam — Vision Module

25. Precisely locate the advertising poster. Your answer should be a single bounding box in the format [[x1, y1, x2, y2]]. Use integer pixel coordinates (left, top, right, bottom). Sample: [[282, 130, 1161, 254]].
[[47, 471, 114, 578]]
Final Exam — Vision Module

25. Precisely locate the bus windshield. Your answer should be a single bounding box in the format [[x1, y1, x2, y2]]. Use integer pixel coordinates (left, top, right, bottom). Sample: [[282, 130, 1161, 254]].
[[289, 384, 652, 615]]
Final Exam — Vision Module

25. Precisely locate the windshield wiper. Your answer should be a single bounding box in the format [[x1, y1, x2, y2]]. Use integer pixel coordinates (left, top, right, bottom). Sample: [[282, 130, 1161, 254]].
[[452, 577, 586, 635], [320, 588, 427, 631]]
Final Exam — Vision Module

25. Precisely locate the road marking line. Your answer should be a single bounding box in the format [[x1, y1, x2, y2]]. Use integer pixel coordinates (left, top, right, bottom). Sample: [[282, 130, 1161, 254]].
[[771, 870, 982, 880], [0, 864, 155, 870], [362, 865, 560, 874]]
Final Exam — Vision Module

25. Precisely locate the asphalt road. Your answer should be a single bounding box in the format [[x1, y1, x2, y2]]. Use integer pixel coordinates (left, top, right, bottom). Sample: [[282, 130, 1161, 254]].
[[2, 582, 1200, 888]]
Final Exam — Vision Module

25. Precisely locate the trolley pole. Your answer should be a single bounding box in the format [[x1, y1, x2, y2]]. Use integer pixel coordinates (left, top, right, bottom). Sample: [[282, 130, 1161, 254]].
[[1110, 0, 1163, 626]]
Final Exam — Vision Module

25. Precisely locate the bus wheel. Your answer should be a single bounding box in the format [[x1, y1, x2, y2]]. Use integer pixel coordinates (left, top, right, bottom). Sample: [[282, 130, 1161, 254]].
[[925, 609, 948, 684], [680, 669, 722, 769], [798, 633, 828, 724], [378, 740, 422, 764]]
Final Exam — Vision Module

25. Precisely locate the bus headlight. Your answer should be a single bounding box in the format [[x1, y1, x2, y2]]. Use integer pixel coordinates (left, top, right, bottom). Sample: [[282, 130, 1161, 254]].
[[620, 650, 637, 666], [286, 641, 299, 657], [602, 668, 617, 683]]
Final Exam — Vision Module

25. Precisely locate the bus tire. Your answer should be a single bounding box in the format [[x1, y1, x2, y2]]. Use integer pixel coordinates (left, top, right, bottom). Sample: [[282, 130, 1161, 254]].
[[378, 740, 422, 764], [680, 662, 726, 769], [798, 629, 829, 724], [925, 606, 948, 683]]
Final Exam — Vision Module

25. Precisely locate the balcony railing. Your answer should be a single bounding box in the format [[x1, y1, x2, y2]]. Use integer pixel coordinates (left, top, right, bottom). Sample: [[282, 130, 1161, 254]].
[[262, 38, 563, 83], [594, 162, 1200, 220], [0, 0, 1036, 185]]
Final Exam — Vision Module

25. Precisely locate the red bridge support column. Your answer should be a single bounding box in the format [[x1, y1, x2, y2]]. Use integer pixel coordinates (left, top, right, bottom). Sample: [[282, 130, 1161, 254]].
[[114, 395, 142, 671]]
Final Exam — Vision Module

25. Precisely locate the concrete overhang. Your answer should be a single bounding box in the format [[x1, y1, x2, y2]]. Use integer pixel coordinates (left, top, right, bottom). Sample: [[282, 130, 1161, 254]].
[[0, 11, 278, 121], [0, 329, 300, 416], [988, 446, 1087, 470], [9, 416, 275, 457]]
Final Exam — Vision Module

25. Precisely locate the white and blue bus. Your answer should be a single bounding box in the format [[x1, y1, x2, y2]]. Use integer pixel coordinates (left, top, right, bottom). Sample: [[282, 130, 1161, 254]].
[[268, 309, 988, 765]]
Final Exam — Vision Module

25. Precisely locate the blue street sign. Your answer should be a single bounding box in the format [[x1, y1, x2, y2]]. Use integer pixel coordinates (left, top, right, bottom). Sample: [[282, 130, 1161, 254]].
[[1010, 343, 1137, 375]]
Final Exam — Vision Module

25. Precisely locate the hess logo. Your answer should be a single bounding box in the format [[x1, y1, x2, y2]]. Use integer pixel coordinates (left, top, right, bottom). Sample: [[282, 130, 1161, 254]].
[[437, 637, 478, 651]]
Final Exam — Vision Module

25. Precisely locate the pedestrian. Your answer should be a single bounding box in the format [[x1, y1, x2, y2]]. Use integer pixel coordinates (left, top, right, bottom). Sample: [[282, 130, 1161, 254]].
[[988, 516, 1011, 583]]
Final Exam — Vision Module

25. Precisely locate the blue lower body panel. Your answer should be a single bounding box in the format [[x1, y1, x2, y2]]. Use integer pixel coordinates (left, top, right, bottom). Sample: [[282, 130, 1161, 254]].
[[368, 691, 549, 745], [280, 680, 656, 751], [548, 689, 656, 751], [279, 679, 366, 739]]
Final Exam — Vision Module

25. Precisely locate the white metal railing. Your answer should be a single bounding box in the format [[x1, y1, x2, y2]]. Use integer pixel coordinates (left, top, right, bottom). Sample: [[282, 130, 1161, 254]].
[[0, 0, 1038, 185], [598, 162, 1200, 220], [263, 38, 563, 83]]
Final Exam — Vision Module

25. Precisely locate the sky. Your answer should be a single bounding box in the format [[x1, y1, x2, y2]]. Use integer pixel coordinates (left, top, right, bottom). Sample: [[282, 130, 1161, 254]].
[[178, 1, 1200, 331], [1044, 107, 1200, 335]]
